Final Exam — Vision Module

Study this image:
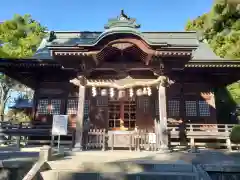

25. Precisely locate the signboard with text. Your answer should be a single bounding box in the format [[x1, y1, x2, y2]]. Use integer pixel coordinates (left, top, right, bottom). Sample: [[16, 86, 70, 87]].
[[52, 115, 68, 136]]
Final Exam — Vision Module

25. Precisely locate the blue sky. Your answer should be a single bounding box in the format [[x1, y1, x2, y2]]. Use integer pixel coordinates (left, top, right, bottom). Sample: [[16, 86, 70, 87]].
[[0, 0, 213, 31]]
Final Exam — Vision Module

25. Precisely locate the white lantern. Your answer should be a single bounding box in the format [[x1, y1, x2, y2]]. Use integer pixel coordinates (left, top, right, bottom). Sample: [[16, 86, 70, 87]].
[[118, 90, 125, 98], [110, 88, 114, 98], [136, 89, 142, 96], [147, 87, 152, 96], [143, 87, 147, 95], [101, 89, 107, 96], [129, 88, 134, 97], [92, 87, 97, 97]]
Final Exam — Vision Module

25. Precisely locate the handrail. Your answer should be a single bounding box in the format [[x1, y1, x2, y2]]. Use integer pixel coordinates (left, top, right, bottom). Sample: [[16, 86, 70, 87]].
[[0, 122, 238, 151]]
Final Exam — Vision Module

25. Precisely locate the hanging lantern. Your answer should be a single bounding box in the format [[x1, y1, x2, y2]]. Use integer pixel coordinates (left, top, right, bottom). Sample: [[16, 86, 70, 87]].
[[147, 87, 152, 96], [101, 89, 107, 96], [118, 90, 125, 99], [110, 88, 114, 98], [129, 88, 134, 97], [136, 89, 142, 96], [143, 87, 147, 95], [92, 87, 97, 97]]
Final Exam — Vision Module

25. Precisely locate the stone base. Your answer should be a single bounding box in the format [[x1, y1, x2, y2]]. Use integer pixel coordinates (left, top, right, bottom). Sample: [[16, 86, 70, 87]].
[[72, 143, 83, 152], [188, 147, 200, 153], [157, 145, 171, 153]]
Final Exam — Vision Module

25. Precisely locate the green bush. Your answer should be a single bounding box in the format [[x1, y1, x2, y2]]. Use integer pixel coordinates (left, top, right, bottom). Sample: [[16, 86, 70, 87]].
[[230, 125, 240, 144]]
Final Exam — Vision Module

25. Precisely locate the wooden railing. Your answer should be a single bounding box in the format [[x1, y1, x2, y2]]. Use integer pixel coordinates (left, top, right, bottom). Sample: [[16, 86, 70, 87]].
[[0, 122, 74, 149], [0, 122, 238, 151], [168, 123, 235, 150]]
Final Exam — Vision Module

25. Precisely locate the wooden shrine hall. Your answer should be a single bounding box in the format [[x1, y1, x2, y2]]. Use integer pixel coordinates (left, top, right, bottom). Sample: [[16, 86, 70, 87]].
[[1, 10, 240, 150]]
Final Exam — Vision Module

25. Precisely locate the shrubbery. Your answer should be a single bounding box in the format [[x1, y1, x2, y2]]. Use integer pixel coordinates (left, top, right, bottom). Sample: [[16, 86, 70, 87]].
[[230, 125, 240, 145]]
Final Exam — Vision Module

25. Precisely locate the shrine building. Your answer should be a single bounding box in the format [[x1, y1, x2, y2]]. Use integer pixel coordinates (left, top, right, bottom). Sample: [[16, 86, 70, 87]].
[[1, 11, 240, 149]]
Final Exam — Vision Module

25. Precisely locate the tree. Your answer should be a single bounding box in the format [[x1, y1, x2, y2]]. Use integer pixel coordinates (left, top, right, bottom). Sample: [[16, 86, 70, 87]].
[[6, 95, 32, 123], [185, 0, 240, 120], [0, 75, 21, 121], [230, 125, 240, 150], [0, 14, 46, 121], [185, 0, 240, 59], [0, 14, 46, 58]]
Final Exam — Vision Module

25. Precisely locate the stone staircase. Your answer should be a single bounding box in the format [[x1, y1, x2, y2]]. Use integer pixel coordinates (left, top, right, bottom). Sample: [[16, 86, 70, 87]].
[[41, 159, 205, 180]]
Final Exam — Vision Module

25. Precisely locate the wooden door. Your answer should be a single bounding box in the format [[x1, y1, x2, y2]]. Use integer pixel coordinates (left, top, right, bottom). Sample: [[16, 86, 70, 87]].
[[108, 100, 136, 130]]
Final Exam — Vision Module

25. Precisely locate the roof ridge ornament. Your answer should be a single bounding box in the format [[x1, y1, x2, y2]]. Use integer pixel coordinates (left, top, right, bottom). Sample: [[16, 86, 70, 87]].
[[119, 9, 129, 21], [104, 10, 141, 29], [47, 31, 56, 42]]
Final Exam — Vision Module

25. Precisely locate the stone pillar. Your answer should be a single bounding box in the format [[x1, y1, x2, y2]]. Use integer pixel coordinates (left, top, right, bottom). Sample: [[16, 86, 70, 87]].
[[158, 83, 168, 150], [73, 76, 86, 151], [151, 88, 161, 150]]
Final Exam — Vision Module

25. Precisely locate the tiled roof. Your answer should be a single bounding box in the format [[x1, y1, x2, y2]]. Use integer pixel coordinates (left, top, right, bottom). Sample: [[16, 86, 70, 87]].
[[33, 30, 201, 60], [32, 10, 224, 62], [192, 43, 224, 61]]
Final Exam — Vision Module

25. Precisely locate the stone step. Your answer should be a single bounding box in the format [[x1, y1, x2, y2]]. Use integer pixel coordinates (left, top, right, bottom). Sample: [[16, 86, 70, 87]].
[[41, 170, 198, 180], [108, 161, 196, 173], [49, 161, 195, 173]]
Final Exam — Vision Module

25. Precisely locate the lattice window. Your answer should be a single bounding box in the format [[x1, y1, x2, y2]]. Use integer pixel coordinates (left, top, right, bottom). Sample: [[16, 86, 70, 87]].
[[84, 100, 90, 116], [67, 99, 90, 115], [168, 100, 180, 117], [67, 99, 78, 115], [37, 99, 49, 114], [185, 100, 197, 116], [155, 100, 159, 115], [137, 96, 149, 113], [50, 99, 61, 115], [96, 96, 108, 106], [199, 101, 210, 116], [143, 97, 149, 113]]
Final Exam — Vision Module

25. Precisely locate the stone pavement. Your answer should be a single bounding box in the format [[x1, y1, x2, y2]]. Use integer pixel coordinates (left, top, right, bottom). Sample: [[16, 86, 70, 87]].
[[41, 150, 240, 180], [48, 149, 240, 171]]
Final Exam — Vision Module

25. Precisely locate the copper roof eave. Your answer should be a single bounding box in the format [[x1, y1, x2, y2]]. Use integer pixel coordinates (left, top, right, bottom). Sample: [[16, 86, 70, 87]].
[[52, 50, 192, 57], [0, 58, 61, 67], [47, 46, 81, 50], [53, 51, 99, 56], [186, 60, 240, 67], [185, 64, 240, 68]]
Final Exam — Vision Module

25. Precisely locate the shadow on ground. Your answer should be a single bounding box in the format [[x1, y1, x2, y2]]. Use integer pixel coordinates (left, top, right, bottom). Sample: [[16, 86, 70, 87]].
[[56, 150, 240, 180]]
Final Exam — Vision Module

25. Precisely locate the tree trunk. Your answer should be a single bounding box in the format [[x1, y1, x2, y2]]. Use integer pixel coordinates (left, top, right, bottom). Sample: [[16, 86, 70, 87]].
[[0, 105, 4, 121]]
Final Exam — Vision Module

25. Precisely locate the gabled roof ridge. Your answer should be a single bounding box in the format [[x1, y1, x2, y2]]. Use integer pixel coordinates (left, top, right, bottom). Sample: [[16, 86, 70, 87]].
[[46, 30, 197, 34], [46, 31, 102, 33], [142, 31, 197, 33]]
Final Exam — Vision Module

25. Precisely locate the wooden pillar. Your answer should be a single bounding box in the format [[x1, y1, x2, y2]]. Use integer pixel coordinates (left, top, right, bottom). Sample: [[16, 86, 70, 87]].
[[32, 90, 38, 122], [73, 76, 86, 151], [151, 88, 161, 149], [180, 81, 185, 119], [158, 83, 168, 150]]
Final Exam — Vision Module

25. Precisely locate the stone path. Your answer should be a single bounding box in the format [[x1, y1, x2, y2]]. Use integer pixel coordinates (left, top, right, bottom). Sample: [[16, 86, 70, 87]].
[[48, 150, 240, 171]]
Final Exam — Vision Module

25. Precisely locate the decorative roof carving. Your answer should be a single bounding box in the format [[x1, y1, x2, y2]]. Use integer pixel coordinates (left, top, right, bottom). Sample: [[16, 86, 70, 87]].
[[104, 10, 141, 29], [47, 31, 57, 42], [111, 42, 133, 50]]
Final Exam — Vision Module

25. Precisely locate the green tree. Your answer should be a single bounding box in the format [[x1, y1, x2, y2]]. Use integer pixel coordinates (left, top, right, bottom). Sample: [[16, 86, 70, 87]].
[[0, 75, 21, 121], [185, 0, 240, 59], [7, 95, 32, 123], [0, 14, 46, 121], [185, 0, 240, 121], [0, 14, 46, 58], [230, 125, 240, 149]]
